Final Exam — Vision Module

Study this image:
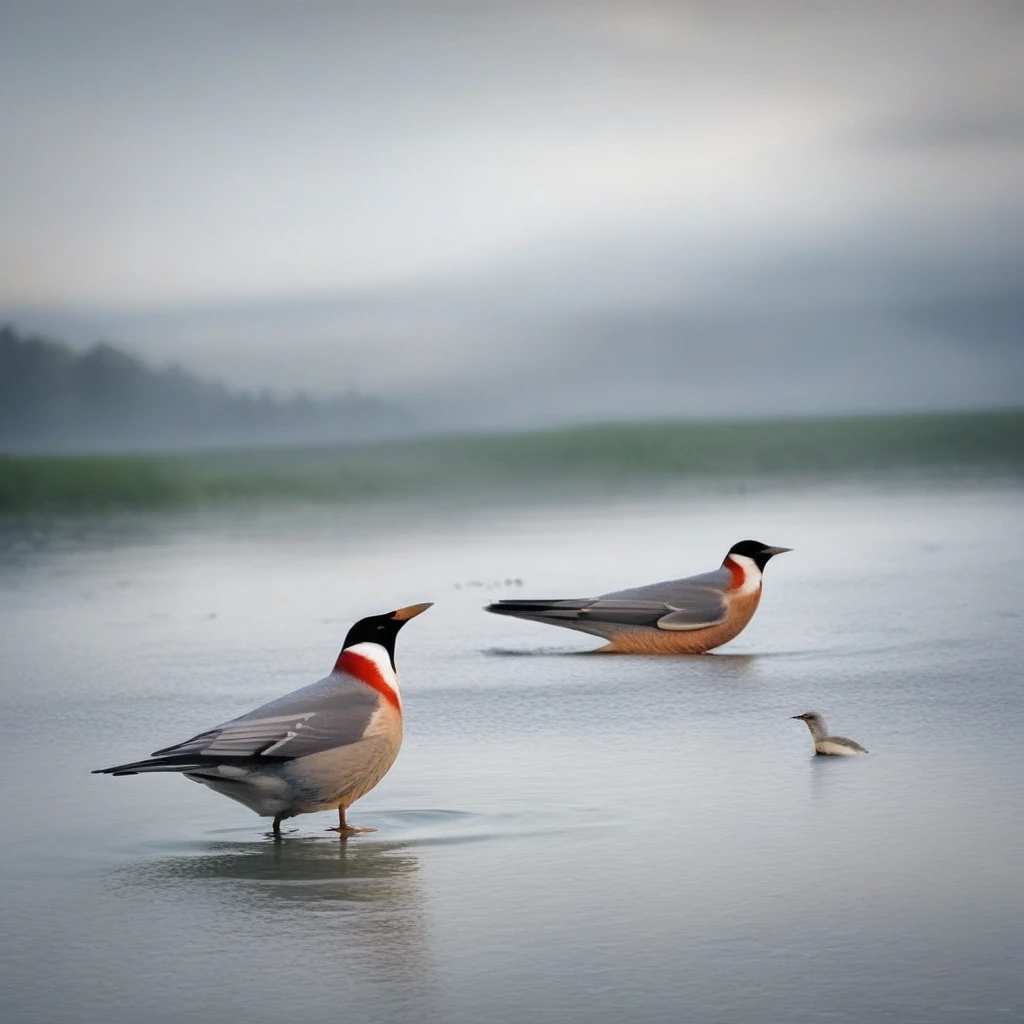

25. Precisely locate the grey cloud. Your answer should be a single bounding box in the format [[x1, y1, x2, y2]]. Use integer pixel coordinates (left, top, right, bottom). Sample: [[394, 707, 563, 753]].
[[1, 0, 1022, 429], [858, 104, 1024, 151]]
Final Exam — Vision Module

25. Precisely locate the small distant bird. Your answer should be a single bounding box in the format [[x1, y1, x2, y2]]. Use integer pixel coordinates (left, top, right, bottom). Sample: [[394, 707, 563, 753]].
[[485, 539, 791, 653], [94, 603, 432, 836], [792, 712, 869, 756]]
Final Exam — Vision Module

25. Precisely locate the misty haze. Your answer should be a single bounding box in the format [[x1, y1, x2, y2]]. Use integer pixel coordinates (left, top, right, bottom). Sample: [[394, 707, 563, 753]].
[[1, 5, 1022, 1024], [2, 1, 1022, 432]]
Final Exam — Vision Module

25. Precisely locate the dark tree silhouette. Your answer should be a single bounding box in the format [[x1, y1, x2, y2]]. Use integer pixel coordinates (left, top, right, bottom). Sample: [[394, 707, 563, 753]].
[[0, 325, 413, 451]]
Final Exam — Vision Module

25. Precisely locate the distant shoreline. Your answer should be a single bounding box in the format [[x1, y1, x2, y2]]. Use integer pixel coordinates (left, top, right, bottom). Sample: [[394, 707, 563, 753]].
[[2, 409, 1021, 514]]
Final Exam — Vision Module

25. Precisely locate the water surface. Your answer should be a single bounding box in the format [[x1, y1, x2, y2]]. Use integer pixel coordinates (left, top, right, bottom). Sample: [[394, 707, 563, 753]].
[[1, 479, 1022, 1023]]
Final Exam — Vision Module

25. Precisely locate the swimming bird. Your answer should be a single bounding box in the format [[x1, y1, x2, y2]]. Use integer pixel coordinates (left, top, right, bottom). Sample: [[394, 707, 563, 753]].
[[93, 603, 432, 836], [792, 712, 868, 756], [485, 539, 791, 653]]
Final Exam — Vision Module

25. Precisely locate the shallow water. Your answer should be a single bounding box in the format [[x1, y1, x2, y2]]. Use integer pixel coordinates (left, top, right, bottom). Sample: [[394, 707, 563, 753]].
[[1, 479, 1022, 1024]]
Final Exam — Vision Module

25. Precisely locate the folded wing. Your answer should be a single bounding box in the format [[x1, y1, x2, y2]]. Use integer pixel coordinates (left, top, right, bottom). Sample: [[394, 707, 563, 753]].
[[94, 674, 381, 775], [486, 568, 731, 632]]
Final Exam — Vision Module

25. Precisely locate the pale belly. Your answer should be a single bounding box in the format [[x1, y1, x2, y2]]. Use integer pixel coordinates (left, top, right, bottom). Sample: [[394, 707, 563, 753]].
[[286, 709, 404, 812], [815, 740, 867, 756], [188, 705, 404, 818]]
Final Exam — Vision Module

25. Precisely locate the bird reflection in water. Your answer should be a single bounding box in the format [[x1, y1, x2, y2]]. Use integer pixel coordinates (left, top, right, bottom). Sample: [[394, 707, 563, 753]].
[[110, 837, 440, 1016]]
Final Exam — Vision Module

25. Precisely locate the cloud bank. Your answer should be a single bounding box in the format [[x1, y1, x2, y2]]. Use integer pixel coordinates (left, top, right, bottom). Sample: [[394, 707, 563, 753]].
[[2, 1, 1022, 426]]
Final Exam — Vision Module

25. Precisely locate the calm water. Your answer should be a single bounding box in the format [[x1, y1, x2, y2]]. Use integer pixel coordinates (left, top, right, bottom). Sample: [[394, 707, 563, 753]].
[[1, 479, 1022, 1024]]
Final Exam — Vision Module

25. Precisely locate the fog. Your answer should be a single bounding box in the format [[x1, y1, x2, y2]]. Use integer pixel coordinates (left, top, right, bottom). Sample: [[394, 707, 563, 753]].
[[2, 1, 1022, 429]]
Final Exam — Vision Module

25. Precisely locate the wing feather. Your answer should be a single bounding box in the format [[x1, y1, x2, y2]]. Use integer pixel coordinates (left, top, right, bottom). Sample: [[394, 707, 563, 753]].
[[96, 673, 382, 775], [486, 568, 731, 633], [156, 676, 380, 761], [583, 570, 730, 631]]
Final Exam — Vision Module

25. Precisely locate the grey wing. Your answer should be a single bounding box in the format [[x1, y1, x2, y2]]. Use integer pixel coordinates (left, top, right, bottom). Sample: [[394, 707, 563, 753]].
[[486, 568, 731, 632], [151, 673, 381, 763], [583, 568, 731, 631], [594, 569, 731, 630], [831, 736, 870, 754]]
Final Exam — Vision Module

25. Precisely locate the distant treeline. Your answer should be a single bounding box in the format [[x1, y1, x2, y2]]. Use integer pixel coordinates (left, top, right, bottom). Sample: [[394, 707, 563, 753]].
[[0, 325, 413, 452], [1, 410, 1021, 514]]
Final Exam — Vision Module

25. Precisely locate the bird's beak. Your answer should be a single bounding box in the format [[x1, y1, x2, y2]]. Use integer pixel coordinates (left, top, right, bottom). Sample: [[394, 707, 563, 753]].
[[763, 546, 793, 556], [790, 714, 805, 720], [391, 602, 434, 621]]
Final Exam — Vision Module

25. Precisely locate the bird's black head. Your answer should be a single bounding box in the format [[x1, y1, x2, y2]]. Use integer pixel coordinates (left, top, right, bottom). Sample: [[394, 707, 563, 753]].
[[727, 539, 792, 570], [342, 603, 432, 668]]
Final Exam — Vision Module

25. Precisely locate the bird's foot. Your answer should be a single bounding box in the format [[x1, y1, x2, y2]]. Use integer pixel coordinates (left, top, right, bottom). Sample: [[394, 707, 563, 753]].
[[327, 825, 377, 836]]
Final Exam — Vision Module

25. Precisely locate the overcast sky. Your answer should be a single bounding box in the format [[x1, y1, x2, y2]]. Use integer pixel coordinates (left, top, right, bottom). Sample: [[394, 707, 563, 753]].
[[2, 1, 1022, 426]]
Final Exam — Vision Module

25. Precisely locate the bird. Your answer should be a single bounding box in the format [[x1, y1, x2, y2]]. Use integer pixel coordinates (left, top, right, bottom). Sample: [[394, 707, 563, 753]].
[[484, 539, 791, 653], [93, 603, 432, 836], [791, 712, 869, 756]]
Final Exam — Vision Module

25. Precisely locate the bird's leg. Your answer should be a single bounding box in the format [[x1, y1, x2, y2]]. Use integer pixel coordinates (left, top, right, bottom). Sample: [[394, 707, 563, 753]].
[[328, 805, 377, 836], [272, 814, 284, 837]]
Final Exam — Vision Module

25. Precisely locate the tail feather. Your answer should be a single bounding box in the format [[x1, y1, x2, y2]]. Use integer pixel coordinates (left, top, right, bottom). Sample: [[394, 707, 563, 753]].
[[93, 754, 210, 776], [93, 752, 287, 776], [484, 598, 620, 640], [485, 598, 589, 622]]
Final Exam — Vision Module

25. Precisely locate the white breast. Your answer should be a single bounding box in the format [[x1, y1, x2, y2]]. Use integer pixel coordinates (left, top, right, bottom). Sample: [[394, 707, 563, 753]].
[[727, 553, 763, 597], [343, 641, 402, 703]]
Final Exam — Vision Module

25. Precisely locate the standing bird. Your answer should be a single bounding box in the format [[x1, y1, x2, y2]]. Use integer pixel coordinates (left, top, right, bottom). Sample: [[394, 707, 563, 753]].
[[485, 540, 791, 653], [792, 712, 869, 756], [94, 603, 432, 836]]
